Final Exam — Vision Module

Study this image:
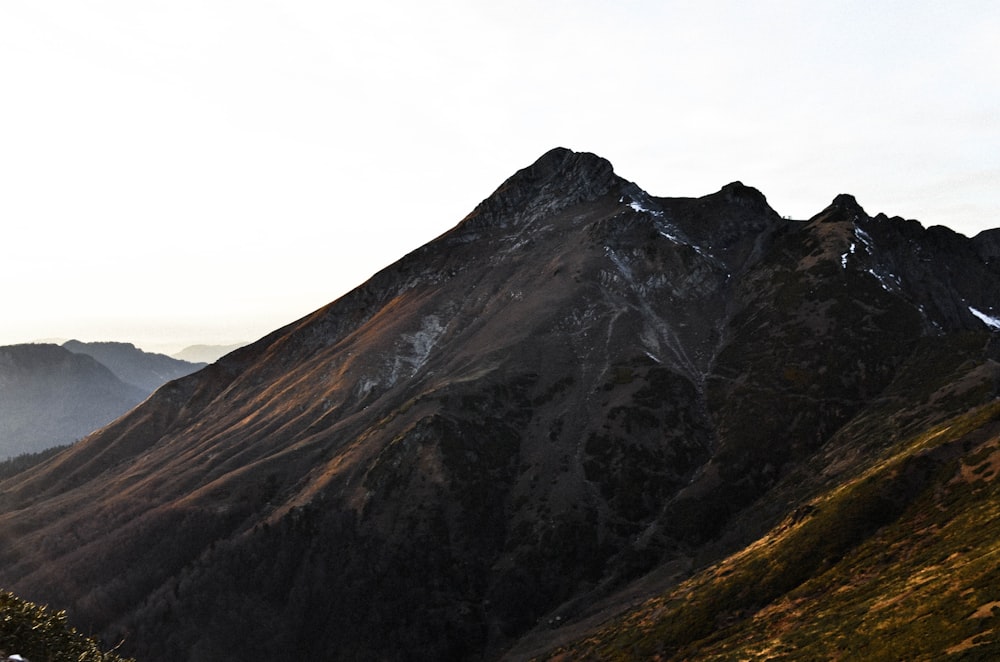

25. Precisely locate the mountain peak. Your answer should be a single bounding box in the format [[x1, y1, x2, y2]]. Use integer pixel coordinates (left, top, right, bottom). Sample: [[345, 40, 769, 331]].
[[716, 180, 773, 214], [2, 149, 999, 662], [526, 146, 612, 178], [831, 192, 867, 216], [458, 147, 619, 232], [810, 192, 869, 225]]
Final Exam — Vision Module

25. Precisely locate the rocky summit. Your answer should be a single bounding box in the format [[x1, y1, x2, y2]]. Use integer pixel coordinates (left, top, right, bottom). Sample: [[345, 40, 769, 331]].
[[1, 148, 999, 661]]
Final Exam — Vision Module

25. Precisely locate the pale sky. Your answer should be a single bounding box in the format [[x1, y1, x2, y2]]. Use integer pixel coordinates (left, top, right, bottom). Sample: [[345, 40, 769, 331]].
[[2, 1, 998, 353]]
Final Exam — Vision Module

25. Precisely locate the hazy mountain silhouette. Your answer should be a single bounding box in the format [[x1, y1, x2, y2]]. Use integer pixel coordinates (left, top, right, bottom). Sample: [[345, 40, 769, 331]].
[[63, 340, 205, 392], [171, 343, 247, 364], [0, 344, 147, 459], [0, 342, 203, 460], [0, 148, 998, 661]]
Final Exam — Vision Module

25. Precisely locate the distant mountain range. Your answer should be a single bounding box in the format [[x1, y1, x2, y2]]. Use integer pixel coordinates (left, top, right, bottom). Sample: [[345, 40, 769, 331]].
[[0, 148, 998, 661], [0, 341, 204, 459], [62, 340, 207, 393], [171, 343, 247, 364]]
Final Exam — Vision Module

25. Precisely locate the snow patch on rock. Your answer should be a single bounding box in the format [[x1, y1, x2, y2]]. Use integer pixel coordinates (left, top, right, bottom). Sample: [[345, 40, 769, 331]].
[[866, 267, 901, 293], [855, 227, 875, 253], [840, 242, 857, 269], [969, 306, 1000, 330]]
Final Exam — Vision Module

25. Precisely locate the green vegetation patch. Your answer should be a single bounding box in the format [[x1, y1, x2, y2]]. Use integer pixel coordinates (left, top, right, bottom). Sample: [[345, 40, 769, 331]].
[[0, 589, 134, 662]]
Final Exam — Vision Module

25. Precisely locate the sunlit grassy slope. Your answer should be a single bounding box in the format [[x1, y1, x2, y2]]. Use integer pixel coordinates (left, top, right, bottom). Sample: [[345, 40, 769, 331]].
[[540, 392, 1000, 661]]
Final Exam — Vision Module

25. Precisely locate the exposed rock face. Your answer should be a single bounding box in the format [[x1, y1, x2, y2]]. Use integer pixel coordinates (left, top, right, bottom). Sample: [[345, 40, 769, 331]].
[[0, 149, 998, 661]]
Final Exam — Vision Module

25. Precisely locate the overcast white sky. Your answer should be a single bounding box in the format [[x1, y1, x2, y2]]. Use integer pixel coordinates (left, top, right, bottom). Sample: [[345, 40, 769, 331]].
[[2, 1, 998, 353]]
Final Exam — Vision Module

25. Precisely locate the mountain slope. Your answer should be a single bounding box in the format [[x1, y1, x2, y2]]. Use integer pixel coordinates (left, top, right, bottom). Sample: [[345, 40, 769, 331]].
[[0, 148, 997, 661], [0, 344, 148, 458], [535, 396, 1000, 661]]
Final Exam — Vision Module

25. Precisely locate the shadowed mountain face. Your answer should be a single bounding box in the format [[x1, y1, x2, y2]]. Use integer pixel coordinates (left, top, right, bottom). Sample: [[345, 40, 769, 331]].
[[1, 148, 998, 661]]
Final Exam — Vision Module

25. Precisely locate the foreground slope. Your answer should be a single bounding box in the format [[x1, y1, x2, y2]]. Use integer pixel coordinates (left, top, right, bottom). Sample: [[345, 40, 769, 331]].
[[0, 588, 134, 662], [0, 148, 998, 661], [533, 353, 1000, 660]]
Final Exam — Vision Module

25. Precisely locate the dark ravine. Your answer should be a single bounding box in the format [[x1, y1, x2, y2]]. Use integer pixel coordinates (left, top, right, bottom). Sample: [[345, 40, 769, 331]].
[[1, 148, 998, 661]]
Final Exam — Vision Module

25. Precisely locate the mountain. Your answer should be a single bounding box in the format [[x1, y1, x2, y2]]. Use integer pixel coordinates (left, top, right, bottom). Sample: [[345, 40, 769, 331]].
[[171, 343, 247, 364], [62, 340, 205, 392], [0, 148, 998, 661], [0, 344, 147, 459]]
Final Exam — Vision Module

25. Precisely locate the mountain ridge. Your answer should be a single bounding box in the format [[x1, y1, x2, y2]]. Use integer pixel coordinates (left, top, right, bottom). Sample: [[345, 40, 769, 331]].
[[0, 148, 998, 660]]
